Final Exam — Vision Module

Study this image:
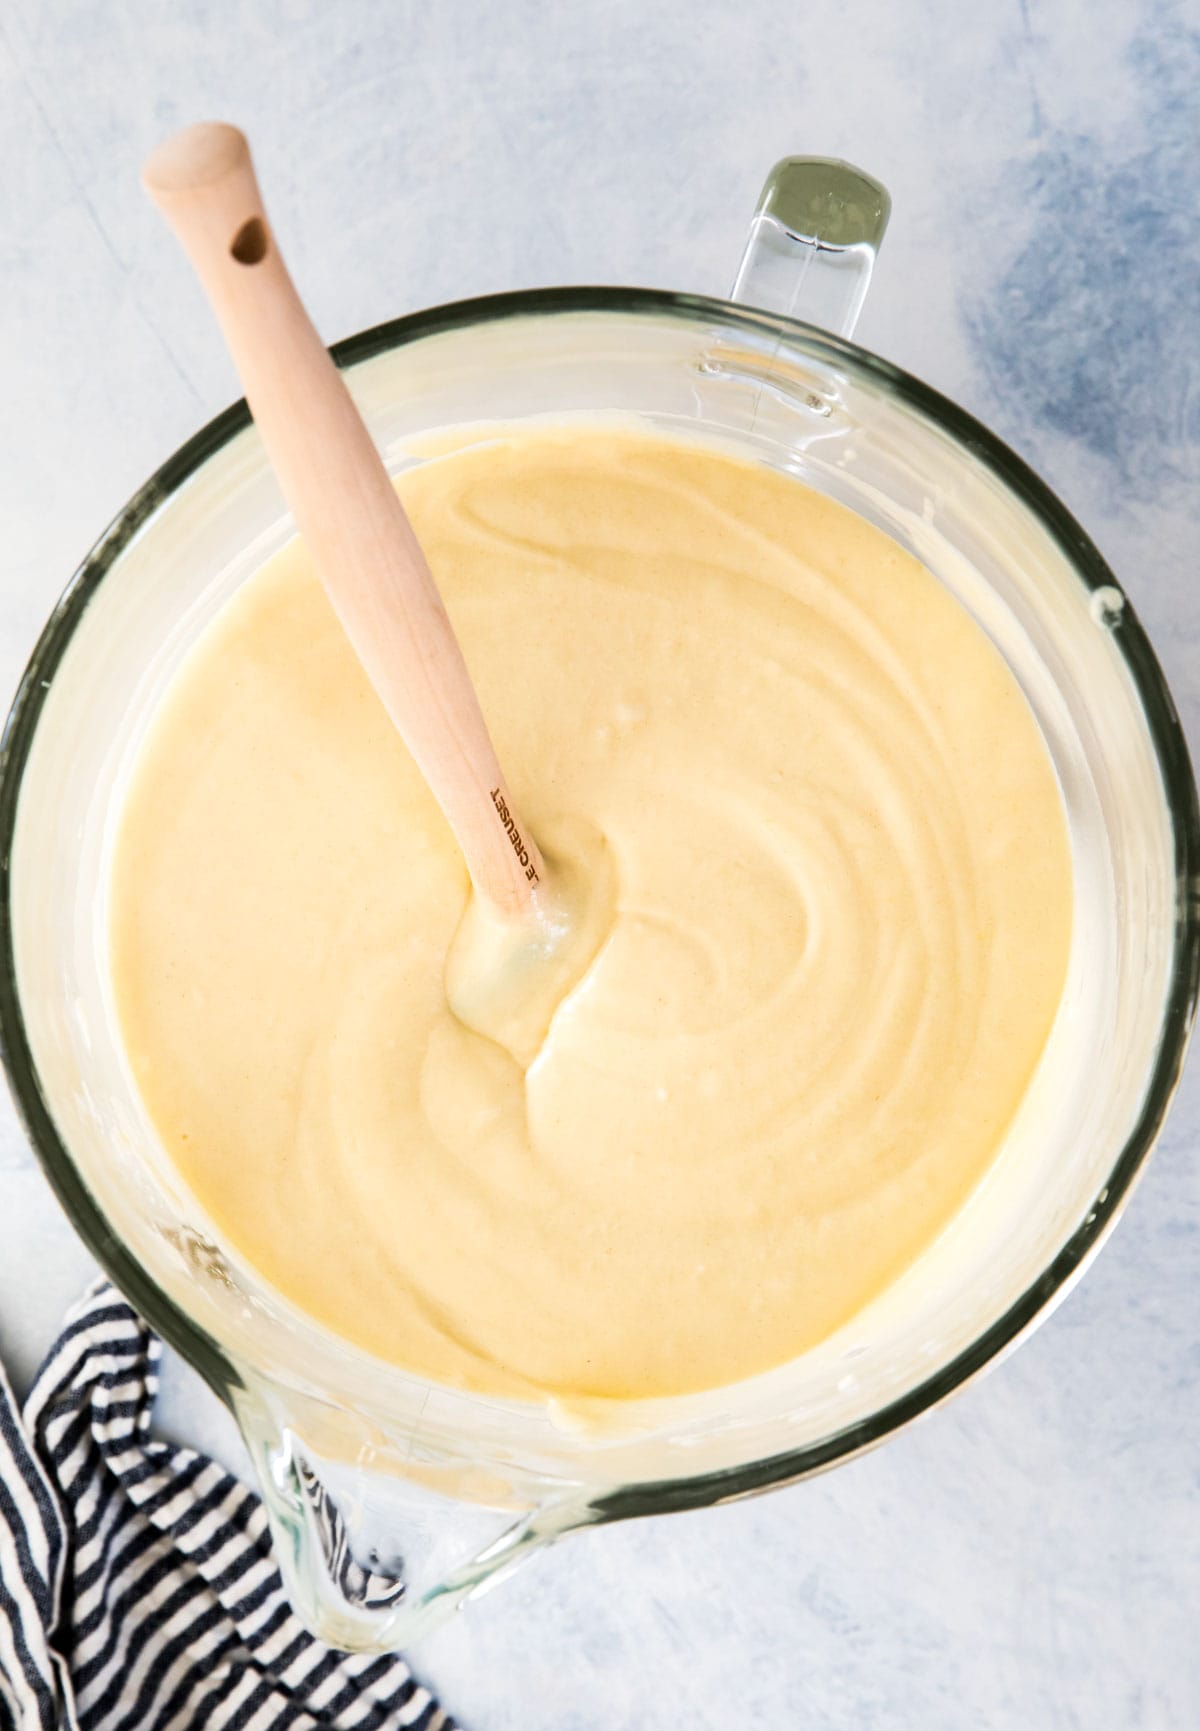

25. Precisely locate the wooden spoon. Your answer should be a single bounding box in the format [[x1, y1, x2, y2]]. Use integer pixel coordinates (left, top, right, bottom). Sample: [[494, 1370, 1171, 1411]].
[[142, 122, 545, 922]]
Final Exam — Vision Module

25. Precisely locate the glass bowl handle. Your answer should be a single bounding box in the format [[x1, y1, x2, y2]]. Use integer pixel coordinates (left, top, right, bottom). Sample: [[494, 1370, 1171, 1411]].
[[731, 156, 891, 339], [233, 1380, 594, 1649]]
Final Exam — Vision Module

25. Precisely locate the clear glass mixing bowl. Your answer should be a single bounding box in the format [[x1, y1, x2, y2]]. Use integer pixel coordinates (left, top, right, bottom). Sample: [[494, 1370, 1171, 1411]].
[[2, 162, 1197, 1647]]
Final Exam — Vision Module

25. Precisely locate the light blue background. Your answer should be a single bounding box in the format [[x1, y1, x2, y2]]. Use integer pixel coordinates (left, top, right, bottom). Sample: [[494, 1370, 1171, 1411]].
[[2, 2, 1197, 1724]]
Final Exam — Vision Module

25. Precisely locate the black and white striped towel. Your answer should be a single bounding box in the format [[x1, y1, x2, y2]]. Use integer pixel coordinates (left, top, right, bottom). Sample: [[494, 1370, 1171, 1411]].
[[0, 1281, 456, 1731]]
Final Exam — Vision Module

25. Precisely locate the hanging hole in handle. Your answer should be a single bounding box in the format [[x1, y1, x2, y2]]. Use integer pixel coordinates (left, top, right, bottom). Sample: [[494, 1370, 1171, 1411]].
[[230, 216, 269, 265]]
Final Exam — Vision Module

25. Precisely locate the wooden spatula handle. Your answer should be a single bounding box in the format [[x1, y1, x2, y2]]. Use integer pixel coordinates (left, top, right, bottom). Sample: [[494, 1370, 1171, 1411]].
[[143, 123, 544, 918]]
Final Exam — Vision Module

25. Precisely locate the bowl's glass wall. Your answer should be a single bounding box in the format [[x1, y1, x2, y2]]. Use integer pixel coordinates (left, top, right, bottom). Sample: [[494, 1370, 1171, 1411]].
[[8, 302, 1183, 1514]]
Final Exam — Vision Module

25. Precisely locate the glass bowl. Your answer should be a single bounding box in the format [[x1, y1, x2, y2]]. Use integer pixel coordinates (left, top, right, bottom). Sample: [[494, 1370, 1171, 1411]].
[[2, 161, 1196, 1647]]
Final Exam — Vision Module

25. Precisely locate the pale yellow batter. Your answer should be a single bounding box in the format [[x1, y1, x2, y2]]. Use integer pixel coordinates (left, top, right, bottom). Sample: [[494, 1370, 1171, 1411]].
[[110, 426, 1073, 1401]]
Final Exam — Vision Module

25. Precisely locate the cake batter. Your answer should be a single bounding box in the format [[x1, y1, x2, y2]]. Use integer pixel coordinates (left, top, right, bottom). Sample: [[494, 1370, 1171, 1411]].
[[110, 426, 1073, 1401]]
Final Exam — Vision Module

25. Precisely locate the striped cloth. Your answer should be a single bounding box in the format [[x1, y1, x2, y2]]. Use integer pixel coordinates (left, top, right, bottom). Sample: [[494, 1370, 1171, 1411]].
[[0, 1281, 456, 1731]]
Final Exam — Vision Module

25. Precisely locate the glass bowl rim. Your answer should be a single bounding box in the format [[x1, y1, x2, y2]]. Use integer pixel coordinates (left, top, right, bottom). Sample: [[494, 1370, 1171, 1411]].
[[1, 284, 1196, 1521]]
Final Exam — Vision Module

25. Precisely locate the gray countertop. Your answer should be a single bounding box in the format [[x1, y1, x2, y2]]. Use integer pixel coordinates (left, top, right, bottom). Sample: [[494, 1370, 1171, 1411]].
[[2, 2, 1198, 1725]]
